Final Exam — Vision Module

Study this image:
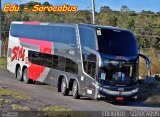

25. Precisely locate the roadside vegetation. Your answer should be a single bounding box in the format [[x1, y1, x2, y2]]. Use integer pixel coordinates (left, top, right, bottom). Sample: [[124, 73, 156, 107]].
[[0, 57, 7, 69], [0, 88, 32, 100], [139, 48, 160, 76], [0, 87, 86, 116], [139, 81, 160, 105], [1, 1, 160, 75], [41, 106, 86, 117]]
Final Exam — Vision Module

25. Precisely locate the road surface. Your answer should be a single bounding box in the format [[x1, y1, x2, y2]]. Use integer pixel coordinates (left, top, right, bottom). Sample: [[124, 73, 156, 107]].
[[0, 69, 159, 111]]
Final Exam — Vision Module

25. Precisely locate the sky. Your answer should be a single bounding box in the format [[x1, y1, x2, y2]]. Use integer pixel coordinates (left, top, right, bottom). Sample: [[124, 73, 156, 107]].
[[1, 0, 160, 12]]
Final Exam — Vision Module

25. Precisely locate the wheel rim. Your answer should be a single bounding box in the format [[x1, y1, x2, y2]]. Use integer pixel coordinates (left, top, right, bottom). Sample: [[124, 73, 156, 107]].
[[61, 80, 66, 93], [17, 68, 22, 79], [23, 70, 28, 82], [73, 82, 77, 96]]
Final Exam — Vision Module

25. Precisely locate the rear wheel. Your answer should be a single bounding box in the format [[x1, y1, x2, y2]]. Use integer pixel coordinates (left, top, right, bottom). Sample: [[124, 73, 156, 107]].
[[16, 66, 22, 81], [23, 68, 34, 84], [61, 78, 69, 96], [72, 80, 80, 99]]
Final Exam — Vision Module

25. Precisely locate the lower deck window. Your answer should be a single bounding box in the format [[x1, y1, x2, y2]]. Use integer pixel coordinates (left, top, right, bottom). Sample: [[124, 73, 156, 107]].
[[28, 50, 78, 74]]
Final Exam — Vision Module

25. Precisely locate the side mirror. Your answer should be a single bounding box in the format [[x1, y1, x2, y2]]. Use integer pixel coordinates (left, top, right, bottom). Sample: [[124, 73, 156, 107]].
[[139, 53, 151, 76]]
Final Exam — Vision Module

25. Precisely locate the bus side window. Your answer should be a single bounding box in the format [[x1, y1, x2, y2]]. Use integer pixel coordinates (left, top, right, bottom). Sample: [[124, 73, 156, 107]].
[[41, 53, 52, 68], [61, 27, 76, 47], [65, 58, 78, 74], [88, 62, 96, 78], [28, 50, 32, 62], [79, 27, 96, 49], [79, 27, 97, 79], [48, 26, 61, 42], [58, 56, 66, 71], [31, 51, 42, 65], [52, 55, 58, 69], [83, 61, 96, 78]]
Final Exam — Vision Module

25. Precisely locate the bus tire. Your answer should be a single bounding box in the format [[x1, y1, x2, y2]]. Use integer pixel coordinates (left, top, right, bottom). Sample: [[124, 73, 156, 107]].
[[23, 68, 32, 84], [61, 78, 69, 96], [72, 80, 80, 99], [16, 66, 23, 81]]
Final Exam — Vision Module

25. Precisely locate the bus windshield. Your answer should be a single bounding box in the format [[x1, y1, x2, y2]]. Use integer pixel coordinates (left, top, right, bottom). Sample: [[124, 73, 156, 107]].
[[96, 28, 138, 56], [99, 59, 138, 85]]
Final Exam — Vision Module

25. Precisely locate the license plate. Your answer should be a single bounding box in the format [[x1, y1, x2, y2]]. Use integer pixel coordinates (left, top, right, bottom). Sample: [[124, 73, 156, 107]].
[[116, 97, 124, 101]]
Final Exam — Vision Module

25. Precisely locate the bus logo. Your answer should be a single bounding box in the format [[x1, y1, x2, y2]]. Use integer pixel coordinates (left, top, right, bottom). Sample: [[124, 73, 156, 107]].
[[11, 46, 25, 61], [118, 88, 124, 91]]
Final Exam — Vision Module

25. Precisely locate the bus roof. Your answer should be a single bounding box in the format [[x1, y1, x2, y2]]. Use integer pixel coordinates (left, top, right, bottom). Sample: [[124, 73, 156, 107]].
[[11, 21, 130, 32]]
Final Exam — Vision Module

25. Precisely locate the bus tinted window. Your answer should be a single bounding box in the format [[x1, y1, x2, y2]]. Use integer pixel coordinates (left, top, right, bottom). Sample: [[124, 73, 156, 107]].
[[79, 27, 96, 49], [10, 24, 62, 42], [61, 27, 76, 45], [41, 53, 52, 68], [65, 59, 78, 74], [11, 24, 76, 44], [31, 51, 41, 65], [28, 50, 78, 74], [52, 55, 58, 69], [97, 29, 138, 56], [58, 57, 66, 71]]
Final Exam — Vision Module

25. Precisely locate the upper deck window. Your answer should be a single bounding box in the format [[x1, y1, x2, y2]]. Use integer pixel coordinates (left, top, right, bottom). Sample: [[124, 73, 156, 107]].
[[97, 28, 138, 56], [79, 27, 96, 49], [10, 24, 76, 45]]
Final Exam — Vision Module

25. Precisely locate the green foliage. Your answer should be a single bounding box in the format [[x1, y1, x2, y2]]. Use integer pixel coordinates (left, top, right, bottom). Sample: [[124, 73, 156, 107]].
[[141, 10, 155, 14], [0, 57, 7, 69], [100, 6, 112, 12], [1, 2, 160, 51], [43, 2, 51, 6], [20, 1, 41, 9]]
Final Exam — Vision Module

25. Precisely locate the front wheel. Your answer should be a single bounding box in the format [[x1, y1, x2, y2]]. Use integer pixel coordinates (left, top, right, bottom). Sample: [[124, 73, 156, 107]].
[[72, 80, 80, 99], [61, 78, 69, 96]]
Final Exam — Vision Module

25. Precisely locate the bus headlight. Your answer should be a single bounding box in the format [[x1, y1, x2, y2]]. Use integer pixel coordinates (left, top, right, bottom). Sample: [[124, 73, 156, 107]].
[[132, 88, 138, 93]]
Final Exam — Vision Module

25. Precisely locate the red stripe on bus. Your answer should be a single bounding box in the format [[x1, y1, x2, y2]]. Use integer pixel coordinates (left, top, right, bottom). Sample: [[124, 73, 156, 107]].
[[23, 22, 41, 25], [28, 64, 45, 80], [20, 38, 52, 54], [19, 38, 52, 80]]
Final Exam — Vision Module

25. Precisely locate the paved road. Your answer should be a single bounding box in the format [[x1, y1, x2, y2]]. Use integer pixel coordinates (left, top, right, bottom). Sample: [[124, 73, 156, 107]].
[[0, 69, 159, 111]]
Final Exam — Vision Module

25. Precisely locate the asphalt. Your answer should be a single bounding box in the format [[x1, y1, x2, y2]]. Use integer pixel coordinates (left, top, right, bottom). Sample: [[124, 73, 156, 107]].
[[0, 69, 160, 111]]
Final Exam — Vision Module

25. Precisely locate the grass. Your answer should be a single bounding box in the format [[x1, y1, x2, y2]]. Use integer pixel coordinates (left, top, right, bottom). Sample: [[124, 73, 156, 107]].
[[0, 57, 7, 69], [0, 88, 32, 100], [4, 99, 12, 104], [11, 104, 30, 111], [145, 95, 160, 105], [42, 106, 71, 112], [0, 98, 12, 104], [41, 106, 87, 117], [0, 88, 81, 115], [139, 82, 160, 105]]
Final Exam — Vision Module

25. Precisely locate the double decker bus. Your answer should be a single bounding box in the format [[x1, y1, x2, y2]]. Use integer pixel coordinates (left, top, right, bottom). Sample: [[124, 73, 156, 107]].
[[7, 21, 150, 101]]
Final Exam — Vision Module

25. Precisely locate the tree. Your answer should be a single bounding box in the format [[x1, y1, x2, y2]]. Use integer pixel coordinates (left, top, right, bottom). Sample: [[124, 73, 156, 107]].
[[97, 12, 117, 26], [141, 10, 155, 14], [43, 2, 51, 6], [156, 12, 160, 15], [20, 1, 41, 9], [100, 6, 112, 12], [120, 5, 130, 12]]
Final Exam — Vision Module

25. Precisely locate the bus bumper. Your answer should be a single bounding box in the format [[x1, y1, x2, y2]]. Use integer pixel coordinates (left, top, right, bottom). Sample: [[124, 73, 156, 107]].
[[98, 87, 139, 101]]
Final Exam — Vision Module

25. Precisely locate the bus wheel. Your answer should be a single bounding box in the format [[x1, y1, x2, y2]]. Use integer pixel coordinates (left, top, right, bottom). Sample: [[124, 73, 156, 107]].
[[72, 80, 80, 99], [61, 78, 69, 96], [16, 67, 22, 81], [23, 68, 32, 84]]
